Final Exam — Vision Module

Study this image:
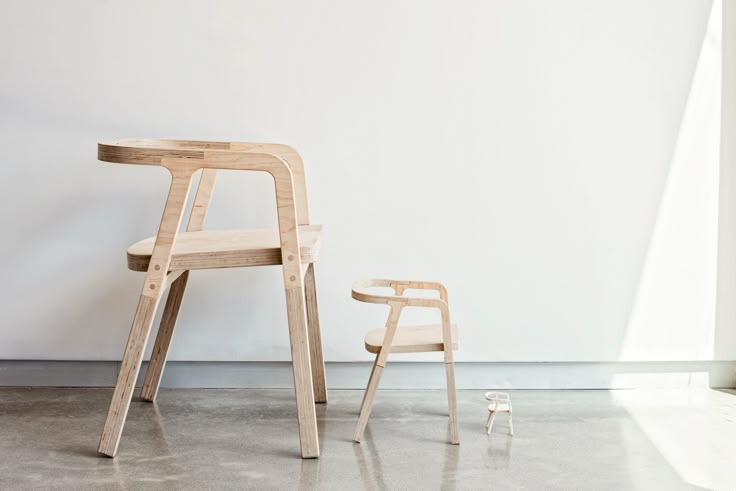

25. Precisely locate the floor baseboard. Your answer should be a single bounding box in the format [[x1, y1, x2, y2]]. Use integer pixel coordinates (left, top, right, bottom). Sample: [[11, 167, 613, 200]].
[[1, 360, 734, 389]]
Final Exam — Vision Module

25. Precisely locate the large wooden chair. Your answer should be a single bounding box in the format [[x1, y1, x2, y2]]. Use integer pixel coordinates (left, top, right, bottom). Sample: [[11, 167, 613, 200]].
[[96, 139, 326, 459]]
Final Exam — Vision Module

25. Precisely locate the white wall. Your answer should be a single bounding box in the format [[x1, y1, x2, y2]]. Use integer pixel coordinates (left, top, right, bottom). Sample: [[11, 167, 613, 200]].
[[0, 0, 725, 363]]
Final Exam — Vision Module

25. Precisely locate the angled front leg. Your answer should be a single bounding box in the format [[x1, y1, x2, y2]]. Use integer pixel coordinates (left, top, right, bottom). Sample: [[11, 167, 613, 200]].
[[285, 287, 319, 458], [98, 169, 195, 457], [353, 302, 402, 443]]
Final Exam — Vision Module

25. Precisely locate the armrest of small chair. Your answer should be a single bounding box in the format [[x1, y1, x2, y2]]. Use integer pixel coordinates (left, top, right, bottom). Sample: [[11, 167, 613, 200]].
[[387, 280, 448, 303], [351, 279, 449, 309]]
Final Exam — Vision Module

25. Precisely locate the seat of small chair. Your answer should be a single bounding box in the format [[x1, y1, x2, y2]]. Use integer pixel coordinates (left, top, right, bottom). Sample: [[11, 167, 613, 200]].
[[364, 324, 458, 354], [487, 402, 511, 412], [127, 224, 323, 272]]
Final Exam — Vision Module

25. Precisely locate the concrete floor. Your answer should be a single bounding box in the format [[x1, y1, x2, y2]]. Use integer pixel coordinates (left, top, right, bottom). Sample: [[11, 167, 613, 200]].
[[1, 389, 736, 490]]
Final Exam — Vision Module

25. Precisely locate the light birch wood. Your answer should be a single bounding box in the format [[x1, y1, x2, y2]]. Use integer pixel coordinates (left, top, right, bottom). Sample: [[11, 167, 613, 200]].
[[163, 269, 186, 290], [97, 139, 324, 459], [445, 362, 459, 444], [98, 139, 310, 226], [141, 169, 218, 402], [364, 324, 459, 354], [304, 263, 327, 403], [188, 169, 218, 229], [98, 170, 195, 457], [127, 225, 323, 272], [139, 271, 189, 402], [353, 303, 401, 442], [352, 280, 459, 445]]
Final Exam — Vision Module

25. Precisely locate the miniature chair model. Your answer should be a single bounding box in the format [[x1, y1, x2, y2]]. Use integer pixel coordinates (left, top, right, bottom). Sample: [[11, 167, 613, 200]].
[[485, 392, 513, 435], [96, 139, 327, 459], [351, 279, 459, 445]]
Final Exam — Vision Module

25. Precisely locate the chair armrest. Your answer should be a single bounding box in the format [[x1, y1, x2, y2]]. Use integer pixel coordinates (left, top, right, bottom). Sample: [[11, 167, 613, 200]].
[[351, 279, 449, 309], [387, 280, 448, 303]]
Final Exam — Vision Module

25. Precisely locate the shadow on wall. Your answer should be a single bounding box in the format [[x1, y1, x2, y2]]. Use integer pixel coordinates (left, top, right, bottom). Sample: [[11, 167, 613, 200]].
[[618, 0, 723, 369]]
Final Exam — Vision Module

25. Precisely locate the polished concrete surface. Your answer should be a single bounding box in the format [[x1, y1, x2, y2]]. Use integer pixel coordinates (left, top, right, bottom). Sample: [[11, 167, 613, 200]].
[[1, 388, 735, 490]]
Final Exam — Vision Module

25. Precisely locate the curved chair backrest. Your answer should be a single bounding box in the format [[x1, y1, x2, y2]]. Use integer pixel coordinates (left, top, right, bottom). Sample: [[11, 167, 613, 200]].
[[352, 279, 449, 306], [98, 138, 310, 295], [351, 279, 403, 305], [98, 139, 311, 226]]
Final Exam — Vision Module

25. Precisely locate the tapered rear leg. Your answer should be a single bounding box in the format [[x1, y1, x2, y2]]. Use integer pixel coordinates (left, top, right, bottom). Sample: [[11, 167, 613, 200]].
[[304, 263, 327, 403], [445, 362, 459, 444], [285, 287, 320, 458], [487, 412, 496, 435], [140, 271, 190, 402]]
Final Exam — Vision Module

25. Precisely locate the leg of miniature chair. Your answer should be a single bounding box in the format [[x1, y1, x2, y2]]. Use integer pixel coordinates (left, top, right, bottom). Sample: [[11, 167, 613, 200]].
[[445, 362, 460, 444], [304, 263, 327, 403], [508, 409, 514, 435], [487, 411, 496, 435], [140, 271, 190, 402], [354, 302, 401, 443], [285, 286, 320, 458], [485, 411, 493, 432], [353, 302, 402, 443], [353, 364, 385, 443], [358, 355, 380, 416]]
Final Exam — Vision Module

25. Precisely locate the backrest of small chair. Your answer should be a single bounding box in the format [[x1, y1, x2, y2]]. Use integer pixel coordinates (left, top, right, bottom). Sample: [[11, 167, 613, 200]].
[[352, 278, 454, 361]]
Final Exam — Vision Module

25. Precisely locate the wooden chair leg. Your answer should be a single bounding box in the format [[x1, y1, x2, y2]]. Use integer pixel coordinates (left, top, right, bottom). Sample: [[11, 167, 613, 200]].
[[353, 363, 385, 443], [354, 302, 400, 443], [98, 294, 161, 457], [285, 287, 320, 458], [98, 169, 194, 458], [508, 410, 514, 436], [304, 263, 327, 403], [487, 411, 496, 435], [358, 355, 380, 416], [445, 362, 460, 444], [140, 271, 190, 402]]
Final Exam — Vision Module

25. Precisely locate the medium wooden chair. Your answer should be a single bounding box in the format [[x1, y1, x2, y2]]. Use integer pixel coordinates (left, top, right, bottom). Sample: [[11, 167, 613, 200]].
[[351, 279, 459, 444], [96, 139, 326, 459]]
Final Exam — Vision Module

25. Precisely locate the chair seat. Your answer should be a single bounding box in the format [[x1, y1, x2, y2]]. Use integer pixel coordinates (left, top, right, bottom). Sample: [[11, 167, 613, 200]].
[[364, 324, 458, 354], [127, 224, 323, 272], [487, 403, 511, 412]]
